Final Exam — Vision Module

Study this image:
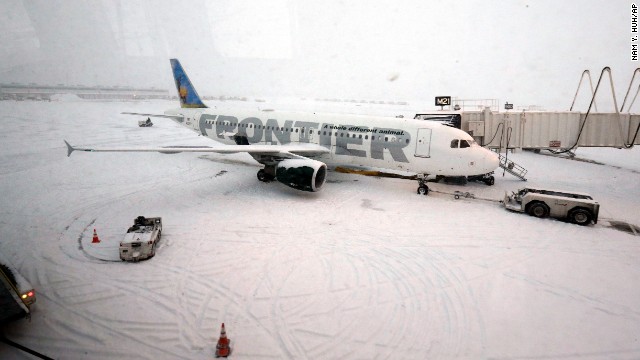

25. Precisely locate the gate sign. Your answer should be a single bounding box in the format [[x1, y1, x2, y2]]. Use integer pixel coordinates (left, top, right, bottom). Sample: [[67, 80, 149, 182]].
[[435, 96, 451, 106]]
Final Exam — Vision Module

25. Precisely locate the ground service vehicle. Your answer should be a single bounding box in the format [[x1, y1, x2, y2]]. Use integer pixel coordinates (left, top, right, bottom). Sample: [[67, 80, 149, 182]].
[[119, 216, 162, 261], [504, 187, 599, 225], [138, 117, 153, 127], [0, 254, 36, 324]]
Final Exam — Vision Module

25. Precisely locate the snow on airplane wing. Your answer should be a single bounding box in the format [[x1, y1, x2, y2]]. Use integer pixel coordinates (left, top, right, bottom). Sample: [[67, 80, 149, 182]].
[[64, 140, 329, 159]]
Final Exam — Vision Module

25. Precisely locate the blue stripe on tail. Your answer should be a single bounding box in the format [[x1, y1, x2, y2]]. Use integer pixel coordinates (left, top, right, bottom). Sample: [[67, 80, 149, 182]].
[[170, 59, 207, 108]]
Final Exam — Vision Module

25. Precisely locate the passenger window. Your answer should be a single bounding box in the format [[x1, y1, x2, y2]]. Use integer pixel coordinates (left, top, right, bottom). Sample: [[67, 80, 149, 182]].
[[460, 140, 470, 148], [450, 139, 459, 148]]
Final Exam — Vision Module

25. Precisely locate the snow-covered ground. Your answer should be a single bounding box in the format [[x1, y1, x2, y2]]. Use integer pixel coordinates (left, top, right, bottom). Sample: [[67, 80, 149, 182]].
[[1, 99, 639, 359]]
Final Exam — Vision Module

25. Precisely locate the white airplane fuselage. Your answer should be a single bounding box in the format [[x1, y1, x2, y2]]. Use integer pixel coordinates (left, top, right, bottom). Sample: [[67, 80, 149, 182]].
[[165, 107, 499, 176]]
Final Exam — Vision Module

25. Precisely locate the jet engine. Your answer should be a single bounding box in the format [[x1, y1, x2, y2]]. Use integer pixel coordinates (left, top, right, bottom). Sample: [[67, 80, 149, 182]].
[[275, 159, 327, 192]]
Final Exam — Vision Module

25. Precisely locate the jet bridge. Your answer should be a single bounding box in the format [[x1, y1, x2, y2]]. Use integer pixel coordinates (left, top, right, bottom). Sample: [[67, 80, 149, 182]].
[[443, 67, 640, 152], [470, 110, 640, 151]]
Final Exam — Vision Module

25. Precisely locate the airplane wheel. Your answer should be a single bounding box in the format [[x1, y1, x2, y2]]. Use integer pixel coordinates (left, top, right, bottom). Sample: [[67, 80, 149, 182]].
[[484, 176, 495, 186], [417, 185, 429, 195], [257, 169, 267, 182]]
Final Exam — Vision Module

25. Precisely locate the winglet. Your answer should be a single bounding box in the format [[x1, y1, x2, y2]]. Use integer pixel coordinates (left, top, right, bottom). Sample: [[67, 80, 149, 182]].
[[169, 59, 207, 109], [64, 140, 75, 157]]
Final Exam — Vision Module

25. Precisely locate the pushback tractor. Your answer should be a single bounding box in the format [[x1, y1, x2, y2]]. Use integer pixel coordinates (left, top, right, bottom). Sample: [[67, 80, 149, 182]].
[[504, 187, 599, 226]]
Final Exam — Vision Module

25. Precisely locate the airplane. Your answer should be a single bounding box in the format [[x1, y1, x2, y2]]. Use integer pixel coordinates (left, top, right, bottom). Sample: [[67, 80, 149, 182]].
[[65, 59, 499, 195]]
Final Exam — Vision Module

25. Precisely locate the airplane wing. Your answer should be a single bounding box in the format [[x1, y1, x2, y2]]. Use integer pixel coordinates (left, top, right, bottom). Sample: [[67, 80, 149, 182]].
[[121, 112, 184, 120], [64, 140, 329, 159]]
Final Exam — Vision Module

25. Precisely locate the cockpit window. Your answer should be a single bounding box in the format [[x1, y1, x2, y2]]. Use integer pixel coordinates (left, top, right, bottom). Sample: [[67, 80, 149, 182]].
[[451, 139, 475, 148]]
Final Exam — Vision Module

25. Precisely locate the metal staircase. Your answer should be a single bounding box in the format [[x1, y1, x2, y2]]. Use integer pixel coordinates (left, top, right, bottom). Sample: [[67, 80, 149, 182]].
[[498, 153, 528, 181]]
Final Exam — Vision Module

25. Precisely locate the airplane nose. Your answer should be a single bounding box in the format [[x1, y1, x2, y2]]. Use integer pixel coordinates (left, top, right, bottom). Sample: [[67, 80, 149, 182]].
[[485, 150, 500, 171]]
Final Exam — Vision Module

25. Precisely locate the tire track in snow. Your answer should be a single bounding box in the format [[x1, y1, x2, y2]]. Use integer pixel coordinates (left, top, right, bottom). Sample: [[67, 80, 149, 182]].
[[21, 156, 232, 359]]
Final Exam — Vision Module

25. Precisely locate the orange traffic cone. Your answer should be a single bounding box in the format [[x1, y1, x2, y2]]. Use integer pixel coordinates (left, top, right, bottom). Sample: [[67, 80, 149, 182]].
[[215, 323, 231, 358], [92, 229, 100, 243]]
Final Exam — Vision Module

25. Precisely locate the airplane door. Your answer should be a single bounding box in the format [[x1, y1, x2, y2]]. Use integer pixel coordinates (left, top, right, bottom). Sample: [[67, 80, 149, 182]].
[[415, 128, 432, 157]]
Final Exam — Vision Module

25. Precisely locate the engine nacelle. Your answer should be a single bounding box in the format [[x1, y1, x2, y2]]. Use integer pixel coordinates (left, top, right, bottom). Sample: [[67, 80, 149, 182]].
[[276, 159, 327, 192]]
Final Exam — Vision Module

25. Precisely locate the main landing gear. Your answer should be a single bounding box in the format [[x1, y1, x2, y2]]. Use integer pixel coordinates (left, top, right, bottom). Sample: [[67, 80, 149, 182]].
[[466, 172, 495, 186], [257, 166, 276, 182], [416, 174, 429, 195]]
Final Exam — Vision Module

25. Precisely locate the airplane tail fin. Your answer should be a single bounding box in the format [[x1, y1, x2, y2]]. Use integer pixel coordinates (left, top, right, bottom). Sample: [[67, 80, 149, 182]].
[[169, 58, 207, 108]]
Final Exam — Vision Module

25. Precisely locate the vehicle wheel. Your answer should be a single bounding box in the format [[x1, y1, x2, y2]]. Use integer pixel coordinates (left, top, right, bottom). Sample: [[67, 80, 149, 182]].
[[484, 176, 495, 186], [157, 230, 161, 240], [257, 169, 267, 182], [417, 185, 429, 195], [528, 202, 550, 218], [0, 263, 17, 286], [570, 208, 592, 226], [454, 194, 460, 199]]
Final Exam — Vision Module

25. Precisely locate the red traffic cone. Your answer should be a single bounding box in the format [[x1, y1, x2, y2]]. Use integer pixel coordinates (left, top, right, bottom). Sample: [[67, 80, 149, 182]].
[[92, 229, 100, 243], [215, 323, 231, 358]]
